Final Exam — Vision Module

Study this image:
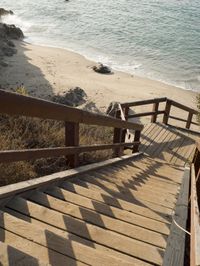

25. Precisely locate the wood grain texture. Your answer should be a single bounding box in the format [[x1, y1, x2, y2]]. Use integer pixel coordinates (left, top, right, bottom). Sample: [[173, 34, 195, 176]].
[[163, 167, 190, 266]]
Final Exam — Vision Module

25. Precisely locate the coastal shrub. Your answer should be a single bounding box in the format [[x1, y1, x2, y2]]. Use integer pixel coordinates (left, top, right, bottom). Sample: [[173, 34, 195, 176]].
[[0, 96, 113, 186]]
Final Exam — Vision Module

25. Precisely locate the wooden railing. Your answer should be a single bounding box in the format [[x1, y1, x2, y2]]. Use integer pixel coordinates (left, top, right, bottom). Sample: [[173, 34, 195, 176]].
[[121, 97, 199, 133], [0, 90, 143, 167], [190, 142, 200, 266]]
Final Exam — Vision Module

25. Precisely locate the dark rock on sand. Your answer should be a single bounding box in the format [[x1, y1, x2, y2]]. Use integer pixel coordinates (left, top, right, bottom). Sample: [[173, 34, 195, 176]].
[[93, 63, 113, 74], [52, 87, 87, 107]]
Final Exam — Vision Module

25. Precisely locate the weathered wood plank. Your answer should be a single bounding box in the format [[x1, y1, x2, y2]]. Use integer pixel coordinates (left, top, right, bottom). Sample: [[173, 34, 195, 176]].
[[121, 97, 167, 108], [29, 191, 167, 248], [0, 229, 82, 266], [5, 197, 164, 265], [0, 142, 137, 163], [127, 110, 164, 119], [190, 164, 200, 266], [0, 90, 143, 130], [151, 101, 159, 123], [0, 209, 138, 266], [65, 122, 79, 167], [4, 207, 147, 265], [58, 182, 171, 223], [46, 185, 170, 234], [0, 152, 143, 200], [79, 174, 176, 208], [0, 239, 51, 266], [170, 100, 198, 115], [90, 169, 178, 196], [74, 179, 174, 215], [163, 99, 172, 125], [141, 124, 166, 152], [98, 165, 179, 193], [163, 167, 190, 266]]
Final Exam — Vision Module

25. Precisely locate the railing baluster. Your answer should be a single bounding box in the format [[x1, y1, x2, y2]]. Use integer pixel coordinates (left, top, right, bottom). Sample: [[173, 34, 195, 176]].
[[65, 122, 79, 167], [151, 101, 159, 123], [163, 99, 172, 125], [186, 112, 193, 129], [113, 110, 123, 157], [132, 130, 141, 153]]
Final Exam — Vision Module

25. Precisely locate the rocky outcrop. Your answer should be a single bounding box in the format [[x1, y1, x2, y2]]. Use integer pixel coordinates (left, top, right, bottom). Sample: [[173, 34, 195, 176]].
[[0, 8, 13, 17], [93, 63, 113, 74], [0, 23, 24, 40], [52, 87, 87, 107], [0, 8, 24, 67]]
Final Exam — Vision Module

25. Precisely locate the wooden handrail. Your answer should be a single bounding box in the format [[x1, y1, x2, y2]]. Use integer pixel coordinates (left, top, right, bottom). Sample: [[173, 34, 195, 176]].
[[0, 142, 139, 163], [0, 90, 144, 167], [127, 110, 165, 119], [120, 96, 199, 132], [190, 163, 200, 266], [0, 90, 143, 131], [171, 100, 198, 115], [121, 97, 167, 108]]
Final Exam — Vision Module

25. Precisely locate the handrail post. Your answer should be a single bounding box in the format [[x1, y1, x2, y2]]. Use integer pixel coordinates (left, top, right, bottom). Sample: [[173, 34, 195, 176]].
[[124, 106, 129, 120], [65, 122, 79, 167], [151, 100, 159, 123], [121, 105, 129, 143], [132, 130, 141, 153], [163, 99, 171, 125], [113, 110, 123, 157], [186, 112, 193, 129]]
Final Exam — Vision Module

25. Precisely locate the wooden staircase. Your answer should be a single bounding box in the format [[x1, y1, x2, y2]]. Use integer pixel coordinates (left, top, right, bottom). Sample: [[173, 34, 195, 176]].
[[0, 90, 199, 265]]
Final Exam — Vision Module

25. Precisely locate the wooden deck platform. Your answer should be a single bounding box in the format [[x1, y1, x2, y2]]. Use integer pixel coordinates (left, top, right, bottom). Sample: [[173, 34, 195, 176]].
[[0, 123, 197, 265], [140, 123, 196, 167]]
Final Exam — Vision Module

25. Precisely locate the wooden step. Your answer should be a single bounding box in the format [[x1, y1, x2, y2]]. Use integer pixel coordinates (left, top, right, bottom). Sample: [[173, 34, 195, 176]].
[[29, 191, 168, 248], [74, 175, 176, 209], [73, 179, 174, 215], [59, 182, 172, 223], [0, 227, 86, 266], [0, 209, 139, 266], [5, 197, 164, 265], [4, 207, 146, 265]]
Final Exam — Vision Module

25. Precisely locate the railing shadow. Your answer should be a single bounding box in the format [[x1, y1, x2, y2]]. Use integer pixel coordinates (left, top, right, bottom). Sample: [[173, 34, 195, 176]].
[[140, 123, 195, 164]]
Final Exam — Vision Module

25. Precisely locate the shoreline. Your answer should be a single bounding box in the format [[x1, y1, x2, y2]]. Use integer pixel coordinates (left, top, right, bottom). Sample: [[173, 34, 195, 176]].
[[0, 40, 198, 112], [21, 39, 197, 93]]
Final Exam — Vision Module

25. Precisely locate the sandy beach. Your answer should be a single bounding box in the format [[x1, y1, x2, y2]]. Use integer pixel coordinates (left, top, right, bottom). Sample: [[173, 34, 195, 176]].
[[0, 41, 198, 113]]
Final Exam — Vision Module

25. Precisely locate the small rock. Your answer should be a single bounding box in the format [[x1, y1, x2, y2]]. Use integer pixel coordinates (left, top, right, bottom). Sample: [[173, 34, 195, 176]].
[[93, 63, 113, 74], [6, 40, 15, 47], [2, 46, 17, 56], [0, 60, 8, 67]]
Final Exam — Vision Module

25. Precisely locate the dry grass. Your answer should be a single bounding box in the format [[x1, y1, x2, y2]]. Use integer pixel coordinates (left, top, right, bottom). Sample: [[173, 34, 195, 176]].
[[0, 114, 113, 186]]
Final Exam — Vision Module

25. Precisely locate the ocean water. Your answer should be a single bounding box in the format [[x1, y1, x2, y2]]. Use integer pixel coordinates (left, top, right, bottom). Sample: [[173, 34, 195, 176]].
[[1, 0, 200, 91]]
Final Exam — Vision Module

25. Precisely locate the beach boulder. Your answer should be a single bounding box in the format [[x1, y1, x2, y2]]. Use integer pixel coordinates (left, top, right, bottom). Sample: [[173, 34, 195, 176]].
[[93, 63, 113, 74]]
